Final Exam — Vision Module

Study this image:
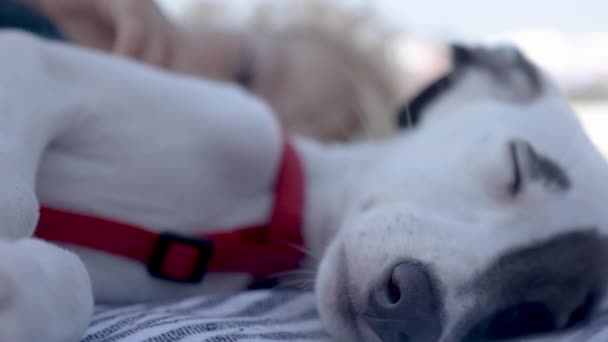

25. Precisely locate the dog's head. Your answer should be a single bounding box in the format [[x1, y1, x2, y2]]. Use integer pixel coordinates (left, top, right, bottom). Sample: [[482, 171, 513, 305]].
[[315, 45, 608, 341]]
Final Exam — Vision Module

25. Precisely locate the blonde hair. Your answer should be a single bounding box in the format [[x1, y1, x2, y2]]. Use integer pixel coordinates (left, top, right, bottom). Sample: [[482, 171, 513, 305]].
[[180, 1, 404, 140]]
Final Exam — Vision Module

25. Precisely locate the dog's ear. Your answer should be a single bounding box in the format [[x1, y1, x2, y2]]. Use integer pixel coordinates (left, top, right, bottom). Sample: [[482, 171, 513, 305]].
[[396, 44, 472, 129], [396, 74, 451, 128], [469, 46, 543, 103], [396, 44, 545, 130]]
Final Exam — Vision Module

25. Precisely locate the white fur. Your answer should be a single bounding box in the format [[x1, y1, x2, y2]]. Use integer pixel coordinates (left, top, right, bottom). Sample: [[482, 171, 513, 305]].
[[0, 31, 605, 341], [315, 52, 608, 341]]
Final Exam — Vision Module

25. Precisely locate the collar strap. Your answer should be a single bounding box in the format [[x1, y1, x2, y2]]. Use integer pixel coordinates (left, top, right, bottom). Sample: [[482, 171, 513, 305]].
[[35, 139, 306, 284]]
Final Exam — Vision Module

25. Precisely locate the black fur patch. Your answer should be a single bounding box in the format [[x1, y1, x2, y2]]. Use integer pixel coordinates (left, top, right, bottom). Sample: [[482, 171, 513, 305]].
[[510, 140, 571, 194], [457, 229, 608, 340], [525, 143, 571, 190]]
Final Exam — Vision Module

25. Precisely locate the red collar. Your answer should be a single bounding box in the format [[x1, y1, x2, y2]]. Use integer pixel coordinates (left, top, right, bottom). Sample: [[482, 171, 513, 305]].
[[35, 138, 306, 283]]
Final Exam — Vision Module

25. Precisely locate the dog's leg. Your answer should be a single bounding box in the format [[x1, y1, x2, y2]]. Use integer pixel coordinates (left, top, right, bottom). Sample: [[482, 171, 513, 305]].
[[0, 141, 94, 340], [0, 239, 93, 342], [0, 131, 94, 340], [0, 31, 94, 341]]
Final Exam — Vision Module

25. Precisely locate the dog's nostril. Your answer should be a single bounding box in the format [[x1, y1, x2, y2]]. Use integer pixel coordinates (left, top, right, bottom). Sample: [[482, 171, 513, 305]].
[[368, 262, 442, 342], [386, 275, 402, 304], [382, 262, 432, 307]]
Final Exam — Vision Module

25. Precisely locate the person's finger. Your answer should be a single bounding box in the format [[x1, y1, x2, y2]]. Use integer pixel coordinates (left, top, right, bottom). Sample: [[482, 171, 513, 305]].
[[138, 3, 178, 68], [139, 32, 169, 67], [157, 27, 177, 69], [113, 19, 146, 59], [111, 1, 175, 67], [93, 0, 145, 59], [34, 0, 115, 50]]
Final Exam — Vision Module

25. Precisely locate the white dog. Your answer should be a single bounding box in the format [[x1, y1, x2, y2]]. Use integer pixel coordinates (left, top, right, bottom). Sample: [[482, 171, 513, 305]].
[[0, 31, 606, 342]]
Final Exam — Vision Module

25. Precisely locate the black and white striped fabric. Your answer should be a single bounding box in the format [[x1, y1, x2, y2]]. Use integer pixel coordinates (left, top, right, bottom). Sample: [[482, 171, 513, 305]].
[[83, 291, 608, 342], [83, 291, 329, 342]]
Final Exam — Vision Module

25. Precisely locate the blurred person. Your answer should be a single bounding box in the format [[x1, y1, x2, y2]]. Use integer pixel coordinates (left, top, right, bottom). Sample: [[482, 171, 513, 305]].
[[20, 0, 436, 141]]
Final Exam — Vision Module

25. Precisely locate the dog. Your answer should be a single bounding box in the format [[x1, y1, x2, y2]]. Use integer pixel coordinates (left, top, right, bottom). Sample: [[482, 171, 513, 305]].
[[0, 30, 606, 342]]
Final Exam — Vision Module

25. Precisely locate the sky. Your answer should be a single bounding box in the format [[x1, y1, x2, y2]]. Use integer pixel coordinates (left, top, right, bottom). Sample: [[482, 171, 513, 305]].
[[377, 0, 608, 39], [158, 0, 608, 40]]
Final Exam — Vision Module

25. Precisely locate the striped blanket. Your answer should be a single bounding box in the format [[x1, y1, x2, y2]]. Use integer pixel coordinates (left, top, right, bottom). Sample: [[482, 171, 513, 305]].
[[84, 291, 608, 342]]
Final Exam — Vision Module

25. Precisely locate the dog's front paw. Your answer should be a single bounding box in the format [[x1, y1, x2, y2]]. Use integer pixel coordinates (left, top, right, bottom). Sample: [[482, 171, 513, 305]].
[[0, 239, 93, 342]]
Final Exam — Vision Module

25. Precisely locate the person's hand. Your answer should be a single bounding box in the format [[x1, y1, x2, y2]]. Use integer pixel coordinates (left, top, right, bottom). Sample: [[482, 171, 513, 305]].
[[29, 0, 178, 67]]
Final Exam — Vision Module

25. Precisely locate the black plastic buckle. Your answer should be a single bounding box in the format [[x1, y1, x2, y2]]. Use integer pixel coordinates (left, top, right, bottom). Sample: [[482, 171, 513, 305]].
[[147, 232, 213, 284]]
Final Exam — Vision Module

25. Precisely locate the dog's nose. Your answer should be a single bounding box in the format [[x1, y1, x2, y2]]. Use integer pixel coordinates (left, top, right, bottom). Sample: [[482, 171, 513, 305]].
[[367, 262, 442, 342]]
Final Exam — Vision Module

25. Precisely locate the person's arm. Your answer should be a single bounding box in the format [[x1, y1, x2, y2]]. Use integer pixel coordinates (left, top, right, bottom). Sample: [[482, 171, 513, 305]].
[[23, 0, 179, 68], [22, 0, 247, 83]]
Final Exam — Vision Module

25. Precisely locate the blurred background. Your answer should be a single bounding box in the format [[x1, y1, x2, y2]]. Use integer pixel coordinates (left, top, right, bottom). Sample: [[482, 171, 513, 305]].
[[158, 0, 608, 152]]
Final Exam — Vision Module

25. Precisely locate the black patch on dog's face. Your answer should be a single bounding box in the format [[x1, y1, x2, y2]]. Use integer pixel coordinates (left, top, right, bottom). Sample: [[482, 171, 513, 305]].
[[523, 143, 571, 191], [509, 140, 571, 195], [456, 229, 608, 340]]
